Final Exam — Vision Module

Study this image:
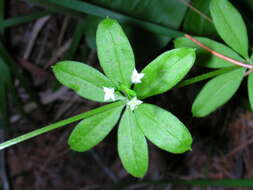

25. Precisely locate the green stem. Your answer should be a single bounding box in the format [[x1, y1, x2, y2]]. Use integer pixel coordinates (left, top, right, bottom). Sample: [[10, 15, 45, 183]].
[[0, 101, 125, 150], [176, 66, 238, 88]]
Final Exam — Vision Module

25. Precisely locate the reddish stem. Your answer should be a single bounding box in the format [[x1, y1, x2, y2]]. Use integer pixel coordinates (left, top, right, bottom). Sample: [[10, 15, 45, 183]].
[[184, 34, 253, 69], [178, 0, 213, 23]]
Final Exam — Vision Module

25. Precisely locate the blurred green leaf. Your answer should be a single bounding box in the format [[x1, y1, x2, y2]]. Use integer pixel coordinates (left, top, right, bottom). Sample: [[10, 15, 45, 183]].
[[248, 73, 253, 110], [210, 0, 249, 58], [118, 108, 148, 178], [135, 104, 192, 154], [134, 48, 195, 99], [96, 18, 135, 88], [183, 0, 216, 37], [247, 54, 253, 110], [68, 103, 124, 152], [27, 0, 184, 38], [192, 68, 245, 117], [84, 0, 189, 61], [174, 37, 244, 68]]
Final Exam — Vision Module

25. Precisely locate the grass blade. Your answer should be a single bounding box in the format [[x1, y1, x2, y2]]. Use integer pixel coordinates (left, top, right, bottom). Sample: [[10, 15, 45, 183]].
[[2, 10, 51, 28], [109, 178, 253, 189]]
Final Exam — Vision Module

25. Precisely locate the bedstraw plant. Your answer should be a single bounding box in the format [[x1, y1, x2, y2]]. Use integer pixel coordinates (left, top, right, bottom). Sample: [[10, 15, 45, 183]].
[[0, 18, 196, 178]]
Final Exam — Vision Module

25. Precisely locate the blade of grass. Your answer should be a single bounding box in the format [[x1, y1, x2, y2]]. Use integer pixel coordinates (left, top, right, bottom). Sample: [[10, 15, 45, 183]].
[[109, 178, 253, 189], [1, 10, 51, 28], [176, 66, 238, 88], [27, 0, 184, 38], [0, 101, 125, 150]]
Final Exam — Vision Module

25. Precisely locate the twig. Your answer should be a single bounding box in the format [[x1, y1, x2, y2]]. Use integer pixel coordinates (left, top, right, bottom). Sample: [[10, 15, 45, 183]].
[[23, 16, 50, 59], [177, 0, 213, 23], [44, 39, 71, 69], [185, 34, 253, 69], [244, 69, 253, 76]]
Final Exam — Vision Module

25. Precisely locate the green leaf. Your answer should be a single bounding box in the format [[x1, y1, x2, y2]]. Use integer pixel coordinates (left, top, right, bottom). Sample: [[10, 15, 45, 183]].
[[118, 108, 148, 178], [68, 103, 124, 152], [134, 48, 195, 99], [96, 18, 135, 88], [135, 104, 192, 154], [192, 68, 245, 117], [183, 0, 216, 37], [247, 54, 253, 110], [248, 73, 253, 111], [174, 37, 244, 68], [210, 0, 249, 58], [52, 61, 121, 102]]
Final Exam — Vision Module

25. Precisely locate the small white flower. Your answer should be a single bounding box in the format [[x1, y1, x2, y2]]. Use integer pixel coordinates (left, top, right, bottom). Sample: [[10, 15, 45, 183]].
[[131, 68, 144, 84], [127, 97, 143, 111], [103, 87, 116, 101]]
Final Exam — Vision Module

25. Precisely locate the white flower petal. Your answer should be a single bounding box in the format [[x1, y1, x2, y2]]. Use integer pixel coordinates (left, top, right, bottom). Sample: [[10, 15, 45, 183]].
[[127, 97, 143, 111], [131, 68, 144, 84], [103, 87, 115, 101]]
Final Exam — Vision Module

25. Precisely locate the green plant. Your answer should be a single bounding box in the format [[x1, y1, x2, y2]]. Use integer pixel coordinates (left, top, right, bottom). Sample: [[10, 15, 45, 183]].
[[175, 0, 253, 117], [0, 18, 196, 178]]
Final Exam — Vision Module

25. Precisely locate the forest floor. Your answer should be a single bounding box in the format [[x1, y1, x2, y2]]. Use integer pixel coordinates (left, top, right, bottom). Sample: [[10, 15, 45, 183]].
[[3, 0, 253, 190]]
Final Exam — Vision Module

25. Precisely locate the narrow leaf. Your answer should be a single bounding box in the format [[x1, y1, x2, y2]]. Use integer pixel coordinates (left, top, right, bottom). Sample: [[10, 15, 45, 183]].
[[118, 108, 148, 178], [248, 73, 253, 110], [135, 104, 192, 154], [52, 61, 122, 102], [210, 0, 249, 58], [134, 48, 195, 99], [192, 68, 245, 117], [68, 104, 124, 152], [247, 54, 253, 110], [174, 37, 244, 68], [2, 11, 51, 28]]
